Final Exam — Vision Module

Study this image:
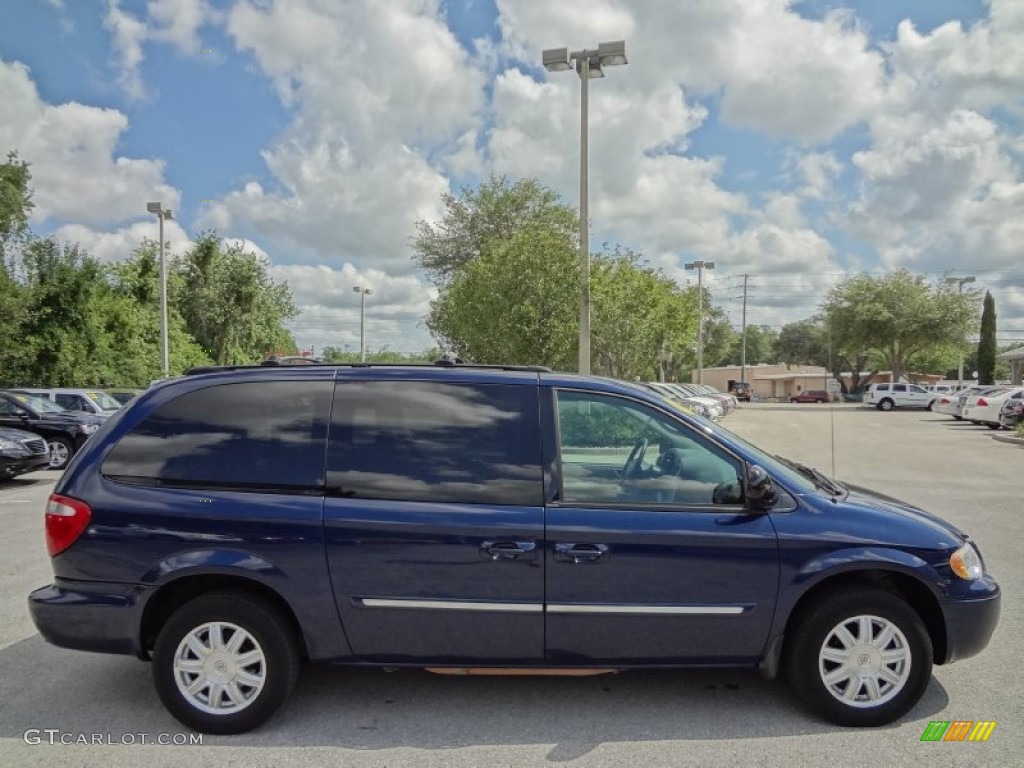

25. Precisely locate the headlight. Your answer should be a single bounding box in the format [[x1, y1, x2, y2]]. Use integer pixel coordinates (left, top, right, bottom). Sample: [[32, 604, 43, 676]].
[[950, 542, 984, 580], [0, 438, 28, 456], [78, 424, 99, 435]]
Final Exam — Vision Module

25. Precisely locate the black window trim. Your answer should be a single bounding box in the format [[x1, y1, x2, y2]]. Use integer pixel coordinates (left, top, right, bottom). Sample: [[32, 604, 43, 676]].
[[547, 386, 750, 514], [103, 474, 324, 496]]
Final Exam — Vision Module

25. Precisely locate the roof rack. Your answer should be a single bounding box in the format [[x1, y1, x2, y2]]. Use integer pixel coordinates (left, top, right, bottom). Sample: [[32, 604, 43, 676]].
[[184, 359, 552, 376]]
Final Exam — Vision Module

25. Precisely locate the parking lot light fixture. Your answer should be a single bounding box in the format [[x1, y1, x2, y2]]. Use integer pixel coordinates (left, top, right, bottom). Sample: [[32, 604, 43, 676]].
[[353, 286, 374, 362], [944, 275, 976, 389], [147, 202, 174, 376], [684, 260, 715, 385], [542, 40, 628, 375]]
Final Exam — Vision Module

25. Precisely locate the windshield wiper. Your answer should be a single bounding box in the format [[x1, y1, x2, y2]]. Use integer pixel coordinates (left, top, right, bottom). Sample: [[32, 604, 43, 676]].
[[774, 455, 845, 496]]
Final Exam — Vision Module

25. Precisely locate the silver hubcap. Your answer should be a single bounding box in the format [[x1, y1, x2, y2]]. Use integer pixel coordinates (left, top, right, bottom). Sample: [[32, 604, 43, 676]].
[[819, 614, 911, 708], [173, 622, 266, 715], [49, 442, 69, 467]]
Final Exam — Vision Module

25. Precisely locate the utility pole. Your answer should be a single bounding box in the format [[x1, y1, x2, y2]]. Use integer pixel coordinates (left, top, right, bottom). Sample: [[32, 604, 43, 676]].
[[684, 260, 715, 384], [740, 273, 749, 387]]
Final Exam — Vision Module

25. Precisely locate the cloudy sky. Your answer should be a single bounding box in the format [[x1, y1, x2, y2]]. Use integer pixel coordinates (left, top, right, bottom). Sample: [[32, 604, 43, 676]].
[[2, 0, 1023, 354]]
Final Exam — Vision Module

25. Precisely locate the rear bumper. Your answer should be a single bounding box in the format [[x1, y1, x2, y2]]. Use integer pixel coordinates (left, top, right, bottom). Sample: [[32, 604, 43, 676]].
[[28, 581, 151, 657], [940, 585, 1001, 664]]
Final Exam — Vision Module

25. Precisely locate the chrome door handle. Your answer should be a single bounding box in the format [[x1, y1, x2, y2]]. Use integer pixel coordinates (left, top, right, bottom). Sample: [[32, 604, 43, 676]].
[[554, 543, 609, 563], [480, 541, 537, 560]]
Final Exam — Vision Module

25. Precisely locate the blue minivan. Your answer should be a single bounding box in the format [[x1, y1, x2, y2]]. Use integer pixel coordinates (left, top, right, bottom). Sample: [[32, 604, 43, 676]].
[[28, 363, 1000, 734]]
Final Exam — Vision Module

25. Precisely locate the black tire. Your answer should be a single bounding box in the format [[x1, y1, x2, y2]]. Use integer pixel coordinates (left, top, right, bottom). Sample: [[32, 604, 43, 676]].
[[152, 592, 300, 734], [47, 437, 74, 469], [784, 587, 932, 727], [877, 399, 895, 412], [986, 423, 1000, 430]]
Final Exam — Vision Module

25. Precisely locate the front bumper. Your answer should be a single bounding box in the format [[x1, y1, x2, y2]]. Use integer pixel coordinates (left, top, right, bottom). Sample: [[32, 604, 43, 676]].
[[29, 580, 151, 657], [940, 583, 1001, 664], [0, 455, 51, 478]]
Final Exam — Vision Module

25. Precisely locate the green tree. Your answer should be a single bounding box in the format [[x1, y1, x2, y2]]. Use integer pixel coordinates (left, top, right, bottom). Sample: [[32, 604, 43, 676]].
[[11, 238, 109, 386], [427, 224, 580, 368], [320, 346, 439, 363], [719, 324, 778, 367], [173, 233, 298, 364], [977, 291, 996, 385], [412, 174, 578, 285], [0, 260, 29, 384], [775, 320, 829, 367], [591, 248, 698, 381], [775, 318, 879, 394], [0, 151, 34, 258], [106, 242, 211, 380], [824, 271, 978, 382]]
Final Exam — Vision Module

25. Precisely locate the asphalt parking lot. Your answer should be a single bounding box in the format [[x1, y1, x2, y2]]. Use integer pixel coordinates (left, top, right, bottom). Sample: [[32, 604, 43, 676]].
[[0, 404, 1020, 767]]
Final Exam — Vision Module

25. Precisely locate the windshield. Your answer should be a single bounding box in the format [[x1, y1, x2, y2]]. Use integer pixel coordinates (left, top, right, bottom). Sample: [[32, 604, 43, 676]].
[[87, 391, 122, 410], [11, 394, 66, 413]]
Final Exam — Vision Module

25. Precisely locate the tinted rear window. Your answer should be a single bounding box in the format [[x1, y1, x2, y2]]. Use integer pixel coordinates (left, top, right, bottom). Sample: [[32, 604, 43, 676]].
[[102, 381, 332, 492], [326, 381, 542, 505]]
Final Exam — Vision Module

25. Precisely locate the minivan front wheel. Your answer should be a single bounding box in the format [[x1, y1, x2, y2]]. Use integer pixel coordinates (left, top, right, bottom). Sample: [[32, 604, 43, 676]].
[[784, 587, 932, 727], [152, 592, 300, 734]]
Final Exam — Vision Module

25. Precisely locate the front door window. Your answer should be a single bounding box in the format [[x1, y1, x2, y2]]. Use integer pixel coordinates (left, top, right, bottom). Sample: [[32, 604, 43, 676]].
[[556, 390, 744, 507]]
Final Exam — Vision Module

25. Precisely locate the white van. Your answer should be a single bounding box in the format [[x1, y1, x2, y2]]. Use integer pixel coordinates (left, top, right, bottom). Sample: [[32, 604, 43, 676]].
[[863, 382, 932, 411]]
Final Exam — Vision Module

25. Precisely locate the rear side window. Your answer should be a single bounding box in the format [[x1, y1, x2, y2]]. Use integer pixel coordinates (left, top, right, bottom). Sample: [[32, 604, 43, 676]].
[[103, 381, 333, 492], [326, 381, 542, 505], [875, 384, 889, 392]]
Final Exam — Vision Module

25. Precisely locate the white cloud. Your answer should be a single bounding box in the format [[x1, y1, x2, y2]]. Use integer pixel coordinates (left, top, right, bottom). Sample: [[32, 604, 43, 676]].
[[273, 263, 436, 353], [497, 0, 885, 143], [847, 109, 1021, 271], [104, 0, 149, 99], [103, 0, 213, 98], [53, 219, 191, 263], [794, 152, 843, 199], [201, 0, 487, 273], [0, 59, 180, 227]]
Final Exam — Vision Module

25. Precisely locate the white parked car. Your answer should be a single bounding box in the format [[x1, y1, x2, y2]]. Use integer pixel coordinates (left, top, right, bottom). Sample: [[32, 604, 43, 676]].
[[962, 387, 1024, 429], [863, 382, 932, 411], [931, 391, 966, 418], [954, 386, 1005, 420]]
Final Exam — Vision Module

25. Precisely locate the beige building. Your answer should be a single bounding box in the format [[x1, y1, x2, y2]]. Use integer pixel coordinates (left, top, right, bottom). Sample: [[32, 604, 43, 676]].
[[1001, 347, 1024, 385], [691, 364, 832, 399], [690, 364, 944, 400]]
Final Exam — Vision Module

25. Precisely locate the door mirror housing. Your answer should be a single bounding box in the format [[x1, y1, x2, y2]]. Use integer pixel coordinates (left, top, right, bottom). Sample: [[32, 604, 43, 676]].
[[746, 464, 778, 511]]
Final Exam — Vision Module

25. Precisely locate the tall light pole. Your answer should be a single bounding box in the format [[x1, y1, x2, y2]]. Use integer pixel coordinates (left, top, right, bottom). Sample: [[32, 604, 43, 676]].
[[146, 202, 173, 376], [684, 260, 715, 385], [944, 275, 976, 389], [543, 40, 628, 375], [352, 286, 373, 362]]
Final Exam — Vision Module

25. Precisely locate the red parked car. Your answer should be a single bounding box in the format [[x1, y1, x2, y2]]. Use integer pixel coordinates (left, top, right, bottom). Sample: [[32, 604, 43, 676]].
[[790, 390, 829, 403]]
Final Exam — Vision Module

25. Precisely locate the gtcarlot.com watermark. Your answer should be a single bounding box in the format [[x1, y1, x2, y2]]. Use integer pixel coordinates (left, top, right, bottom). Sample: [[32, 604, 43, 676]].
[[24, 729, 203, 746]]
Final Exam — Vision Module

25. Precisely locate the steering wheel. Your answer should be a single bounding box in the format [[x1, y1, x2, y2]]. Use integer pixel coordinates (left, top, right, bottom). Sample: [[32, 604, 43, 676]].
[[620, 437, 649, 483]]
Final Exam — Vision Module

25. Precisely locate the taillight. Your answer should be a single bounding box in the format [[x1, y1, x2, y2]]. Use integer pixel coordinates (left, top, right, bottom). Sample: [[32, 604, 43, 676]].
[[940, 398, 950, 404], [977, 398, 988, 407], [45, 494, 92, 556]]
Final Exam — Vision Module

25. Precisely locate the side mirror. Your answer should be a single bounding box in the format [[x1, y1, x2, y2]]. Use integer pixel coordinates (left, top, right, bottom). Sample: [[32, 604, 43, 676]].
[[746, 464, 778, 511]]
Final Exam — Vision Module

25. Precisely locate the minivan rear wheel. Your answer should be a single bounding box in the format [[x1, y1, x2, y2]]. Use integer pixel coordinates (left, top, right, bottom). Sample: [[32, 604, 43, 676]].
[[784, 587, 932, 727], [877, 399, 895, 411], [152, 592, 300, 734]]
